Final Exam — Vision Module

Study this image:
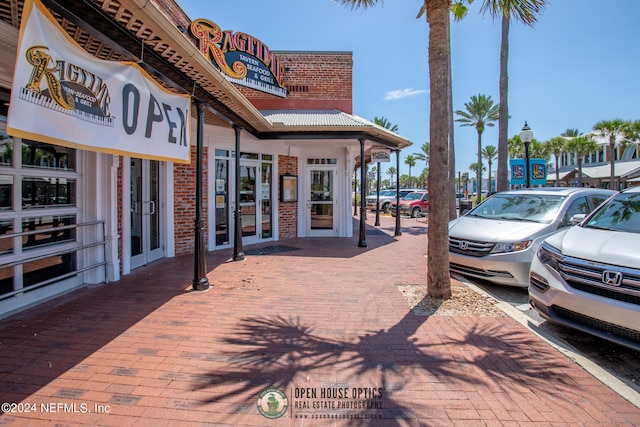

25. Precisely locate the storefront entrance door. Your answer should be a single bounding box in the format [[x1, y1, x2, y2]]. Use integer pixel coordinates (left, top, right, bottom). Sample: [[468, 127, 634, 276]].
[[130, 159, 163, 269], [308, 166, 337, 236], [239, 158, 273, 244], [239, 163, 258, 241]]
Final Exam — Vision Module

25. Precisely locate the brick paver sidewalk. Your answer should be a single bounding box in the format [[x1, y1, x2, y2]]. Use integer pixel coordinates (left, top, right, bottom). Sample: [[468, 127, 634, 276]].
[[0, 215, 638, 426]]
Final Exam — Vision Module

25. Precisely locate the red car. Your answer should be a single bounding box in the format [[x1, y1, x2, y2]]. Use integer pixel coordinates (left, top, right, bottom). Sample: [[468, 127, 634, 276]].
[[391, 191, 429, 218]]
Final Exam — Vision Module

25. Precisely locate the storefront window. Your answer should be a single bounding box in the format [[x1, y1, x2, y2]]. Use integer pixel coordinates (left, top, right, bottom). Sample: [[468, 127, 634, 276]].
[[22, 214, 76, 249], [0, 130, 80, 297], [0, 175, 12, 210], [307, 158, 337, 165], [0, 131, 12, 167], [22, 251, 77, 289], [0, 219, 13, 255], [22, 178, 76, 209], [22, 139, 76, 171]]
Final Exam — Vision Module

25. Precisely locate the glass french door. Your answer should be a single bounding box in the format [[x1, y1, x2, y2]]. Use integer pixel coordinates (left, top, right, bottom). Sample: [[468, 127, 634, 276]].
[[130, 159, 163, 269], [308, 166, 337, 236], [239, 164, 258, 240], [238, 158, 272, 244]]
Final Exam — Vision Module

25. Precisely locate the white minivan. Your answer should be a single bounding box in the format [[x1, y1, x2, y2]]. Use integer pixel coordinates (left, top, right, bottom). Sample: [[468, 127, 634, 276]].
[[448, 187, 615, 287]]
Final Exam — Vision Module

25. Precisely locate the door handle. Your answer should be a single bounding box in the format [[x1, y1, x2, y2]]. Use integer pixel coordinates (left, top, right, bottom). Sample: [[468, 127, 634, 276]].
[[148, 200, 156, 215]]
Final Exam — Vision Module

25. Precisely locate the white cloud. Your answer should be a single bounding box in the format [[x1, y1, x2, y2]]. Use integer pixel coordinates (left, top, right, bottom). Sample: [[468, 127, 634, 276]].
[[383, 88, 428, 100]]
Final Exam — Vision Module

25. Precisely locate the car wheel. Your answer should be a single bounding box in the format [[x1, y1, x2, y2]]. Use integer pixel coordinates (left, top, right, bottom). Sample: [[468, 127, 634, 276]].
[[382, 203, 390, 213], [411, 207, 420, 218]]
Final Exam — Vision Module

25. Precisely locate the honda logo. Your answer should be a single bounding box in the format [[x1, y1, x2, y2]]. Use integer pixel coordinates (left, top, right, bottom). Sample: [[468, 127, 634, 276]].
[[602, 270, 623, 286], [459, 241, 469, 250]]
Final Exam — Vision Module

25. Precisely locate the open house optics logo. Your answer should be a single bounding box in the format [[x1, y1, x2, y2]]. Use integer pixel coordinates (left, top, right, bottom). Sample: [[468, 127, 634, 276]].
[[256, 387, 288, 419]]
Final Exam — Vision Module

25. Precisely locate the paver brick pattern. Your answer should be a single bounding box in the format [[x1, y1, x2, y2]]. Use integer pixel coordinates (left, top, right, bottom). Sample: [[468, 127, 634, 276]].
[[0, 215, 638, 426]]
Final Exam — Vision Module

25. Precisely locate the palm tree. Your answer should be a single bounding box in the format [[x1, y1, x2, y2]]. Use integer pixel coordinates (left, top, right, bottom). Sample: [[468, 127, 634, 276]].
[[469, 162, 486, 195], [404, 155, 417, 187], [545, 137, 567, 186], [373, 116, 398, 133], [448, 2, 472, 220], [623, 120, 640, 160], [455, 94, 499, 204], [593, 119, 626, 190], [481, 144, 498, 193], [478, 1, 548, 193], [561, 128, 580, 137], [413, 142, 430, 167], [386, 166, 396, 187], [567, 135, 599, 187], [338, 0, 456, 299]]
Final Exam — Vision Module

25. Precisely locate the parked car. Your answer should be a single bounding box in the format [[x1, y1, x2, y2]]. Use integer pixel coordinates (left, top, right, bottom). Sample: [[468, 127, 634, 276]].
[[448, 187, 615, 287], [366, 189, 417, 213], [391, 191, 429, 218], [529, 186, 640, 351]]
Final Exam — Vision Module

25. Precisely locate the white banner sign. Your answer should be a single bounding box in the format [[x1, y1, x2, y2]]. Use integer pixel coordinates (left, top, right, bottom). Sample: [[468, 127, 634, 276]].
[[371, 149, 391, 162], [7, 0, 192, 163]]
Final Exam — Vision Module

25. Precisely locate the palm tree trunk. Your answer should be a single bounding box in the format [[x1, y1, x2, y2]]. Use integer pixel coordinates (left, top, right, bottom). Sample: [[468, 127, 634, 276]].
[[497, 14, 509, 192], [578, 158, 584, 187], [426, 0, 451, 299], [554, 155, 560, 187], [447, 12, 457, 219], [609, 140, 615, 189]]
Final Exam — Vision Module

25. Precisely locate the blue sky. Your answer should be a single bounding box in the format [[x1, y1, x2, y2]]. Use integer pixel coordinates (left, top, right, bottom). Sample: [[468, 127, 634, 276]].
[[178, 0, 640, 178]]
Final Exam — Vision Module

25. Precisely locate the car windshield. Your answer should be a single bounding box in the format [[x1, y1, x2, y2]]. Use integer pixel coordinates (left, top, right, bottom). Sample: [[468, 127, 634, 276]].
[[403, 192, 425, 201], [583, 192, 640, 233], [467, 193, 565, 223], [380, 190, 394, 196]]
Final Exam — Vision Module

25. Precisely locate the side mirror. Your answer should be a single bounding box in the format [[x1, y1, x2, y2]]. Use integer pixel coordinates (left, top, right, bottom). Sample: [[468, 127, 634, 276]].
[[569, 213, 586, 225]]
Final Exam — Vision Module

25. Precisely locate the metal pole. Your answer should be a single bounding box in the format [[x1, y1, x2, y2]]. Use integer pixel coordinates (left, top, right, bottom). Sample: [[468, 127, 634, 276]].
[[353, 169, 358, 216], [374, 162, 380, 226], [192, 102, 209, 291], [358, 138, 367, 247], [394, 149, 402, 236], [233, 125, 245, 261], [524, 141, 531, 188]]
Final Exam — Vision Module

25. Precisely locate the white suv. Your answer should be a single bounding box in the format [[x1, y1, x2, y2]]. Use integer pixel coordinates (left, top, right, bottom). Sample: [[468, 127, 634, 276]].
[[529, 186, 640, 351]]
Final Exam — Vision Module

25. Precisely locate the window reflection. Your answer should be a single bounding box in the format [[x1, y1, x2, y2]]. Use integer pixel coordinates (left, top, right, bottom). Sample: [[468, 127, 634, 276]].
[[0, 131, 12, 167], [22, 215, 76, 249], [23, 252, 76, 288], [22, 140, 75, 171], [0, 219, 13, 255], [22, 177, 75, 208], [0, 175, 12, 210]]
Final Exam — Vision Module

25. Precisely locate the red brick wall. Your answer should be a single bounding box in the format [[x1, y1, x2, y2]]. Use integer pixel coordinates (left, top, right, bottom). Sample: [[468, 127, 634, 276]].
[[174, 144, 209, 255], [278, 155, 298, 239], [238, 52, 353, 113]]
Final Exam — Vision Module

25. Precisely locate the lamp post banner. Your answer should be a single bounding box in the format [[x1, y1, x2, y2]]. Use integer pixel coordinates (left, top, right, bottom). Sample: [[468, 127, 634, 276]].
[[7, 0, 192, 164], [509, 159, 526, 185], [530, 159, 548, 186]]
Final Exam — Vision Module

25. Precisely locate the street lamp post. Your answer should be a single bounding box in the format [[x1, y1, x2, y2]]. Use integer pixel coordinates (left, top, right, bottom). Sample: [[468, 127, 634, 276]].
[[520, 122, 533, 188]]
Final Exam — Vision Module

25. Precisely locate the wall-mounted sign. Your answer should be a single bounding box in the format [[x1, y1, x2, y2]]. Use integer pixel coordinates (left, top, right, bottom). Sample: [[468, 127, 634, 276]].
[[190, 19, 287, 98], [280, 174, 297, 202], [371, 149, 391, 162], [8, 0, 192, 163]]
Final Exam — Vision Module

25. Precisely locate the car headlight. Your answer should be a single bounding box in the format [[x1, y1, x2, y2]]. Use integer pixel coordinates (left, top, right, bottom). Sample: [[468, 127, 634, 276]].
[[536, 242, 562, 272], [490, 240, 532, 254]]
